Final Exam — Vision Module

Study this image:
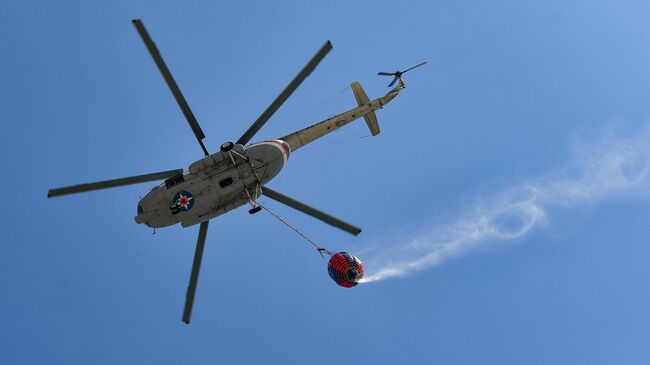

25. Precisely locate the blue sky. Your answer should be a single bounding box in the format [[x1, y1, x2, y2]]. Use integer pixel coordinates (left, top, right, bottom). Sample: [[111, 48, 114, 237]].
[[2, 1, 650, 364]]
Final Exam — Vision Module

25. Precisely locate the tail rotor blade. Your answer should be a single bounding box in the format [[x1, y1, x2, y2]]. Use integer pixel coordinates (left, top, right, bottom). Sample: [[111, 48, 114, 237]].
[[182, 220, 210, 324], [388, 77, 398, 87], [377, 72, 394, 76], [402, 61, 428, 74]]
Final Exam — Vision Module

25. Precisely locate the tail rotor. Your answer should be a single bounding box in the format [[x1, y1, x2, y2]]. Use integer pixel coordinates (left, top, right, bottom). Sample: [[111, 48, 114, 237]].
[[378, 61, 428, 87]]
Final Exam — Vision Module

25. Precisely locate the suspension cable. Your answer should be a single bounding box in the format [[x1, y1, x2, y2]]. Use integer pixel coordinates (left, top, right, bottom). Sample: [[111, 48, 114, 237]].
[[259, 204, 334, 259]]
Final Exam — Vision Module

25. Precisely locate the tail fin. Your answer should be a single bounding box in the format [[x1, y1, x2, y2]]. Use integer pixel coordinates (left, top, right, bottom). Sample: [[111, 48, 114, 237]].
[[351, 82, 380, 136]]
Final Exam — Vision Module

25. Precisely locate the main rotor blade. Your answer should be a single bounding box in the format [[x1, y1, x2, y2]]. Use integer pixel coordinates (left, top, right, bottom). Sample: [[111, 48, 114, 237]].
[[402, 61, 428, 74], [47, 169, 183, 198], [261, 186, 361, 236], [182, 220, 210, 325], [235, 40, 333, 146], [132, 19, 209, 156]]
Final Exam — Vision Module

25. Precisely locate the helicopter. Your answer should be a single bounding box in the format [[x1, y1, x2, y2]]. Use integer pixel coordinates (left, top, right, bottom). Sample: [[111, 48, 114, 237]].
[[47, 18, 426, 324]]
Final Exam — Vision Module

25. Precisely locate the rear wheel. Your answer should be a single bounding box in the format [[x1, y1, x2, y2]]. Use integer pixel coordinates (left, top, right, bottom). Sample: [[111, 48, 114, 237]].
[[249, 206, 262, 214]]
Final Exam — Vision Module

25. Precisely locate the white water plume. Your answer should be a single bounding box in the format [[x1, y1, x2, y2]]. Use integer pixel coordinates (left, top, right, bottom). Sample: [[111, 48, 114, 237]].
[[360, 128, 650, 283]]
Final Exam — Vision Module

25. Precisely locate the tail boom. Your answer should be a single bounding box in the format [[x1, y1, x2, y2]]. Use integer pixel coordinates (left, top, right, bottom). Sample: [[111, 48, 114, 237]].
[[279, 82, 403, 151]]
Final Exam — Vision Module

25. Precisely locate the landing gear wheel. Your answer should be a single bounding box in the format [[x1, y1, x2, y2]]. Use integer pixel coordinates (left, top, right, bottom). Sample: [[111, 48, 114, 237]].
[[220, 141, 234, 152], [249, 206, 262, 215]]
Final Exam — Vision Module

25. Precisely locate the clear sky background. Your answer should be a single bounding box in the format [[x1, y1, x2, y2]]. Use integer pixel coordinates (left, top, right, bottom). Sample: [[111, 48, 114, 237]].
[[2, 1, 650, 364]]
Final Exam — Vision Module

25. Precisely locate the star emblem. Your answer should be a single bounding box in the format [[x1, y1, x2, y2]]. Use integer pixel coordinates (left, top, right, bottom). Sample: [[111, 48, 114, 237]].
[[171, 191, 195, 213], [176, 193, 193, 210]]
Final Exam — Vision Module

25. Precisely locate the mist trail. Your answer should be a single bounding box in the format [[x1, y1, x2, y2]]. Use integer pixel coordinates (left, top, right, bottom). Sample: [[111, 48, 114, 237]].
[[360, 128, 650, 283]]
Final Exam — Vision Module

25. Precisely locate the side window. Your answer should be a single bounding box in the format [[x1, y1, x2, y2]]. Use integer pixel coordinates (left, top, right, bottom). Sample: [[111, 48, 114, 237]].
[[219, 177, 233, 188]]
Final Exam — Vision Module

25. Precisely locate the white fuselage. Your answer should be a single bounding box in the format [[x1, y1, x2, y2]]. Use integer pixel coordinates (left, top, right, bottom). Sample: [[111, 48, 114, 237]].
[[135, 140, 290, 228]]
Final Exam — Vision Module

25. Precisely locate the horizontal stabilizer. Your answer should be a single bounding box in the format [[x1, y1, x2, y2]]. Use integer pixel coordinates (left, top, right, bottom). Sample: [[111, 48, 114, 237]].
[[351, 82, 380, 136]]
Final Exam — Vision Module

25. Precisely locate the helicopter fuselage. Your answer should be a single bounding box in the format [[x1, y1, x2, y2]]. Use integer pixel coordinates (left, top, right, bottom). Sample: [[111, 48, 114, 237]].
[[134, 80, 403, 230], [135, 140, 290, 228]]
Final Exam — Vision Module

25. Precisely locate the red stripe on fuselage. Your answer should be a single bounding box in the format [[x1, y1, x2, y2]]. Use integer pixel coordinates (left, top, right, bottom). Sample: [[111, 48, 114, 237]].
[[266, 140, 291, 164]]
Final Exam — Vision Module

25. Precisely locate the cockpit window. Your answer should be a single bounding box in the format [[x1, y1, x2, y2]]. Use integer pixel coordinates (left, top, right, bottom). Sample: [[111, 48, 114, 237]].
[[165, 173, 185, 189]]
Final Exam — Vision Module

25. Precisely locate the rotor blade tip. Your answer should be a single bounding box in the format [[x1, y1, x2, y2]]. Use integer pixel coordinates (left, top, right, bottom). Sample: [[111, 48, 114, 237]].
[[132, 18, 141, 24]]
